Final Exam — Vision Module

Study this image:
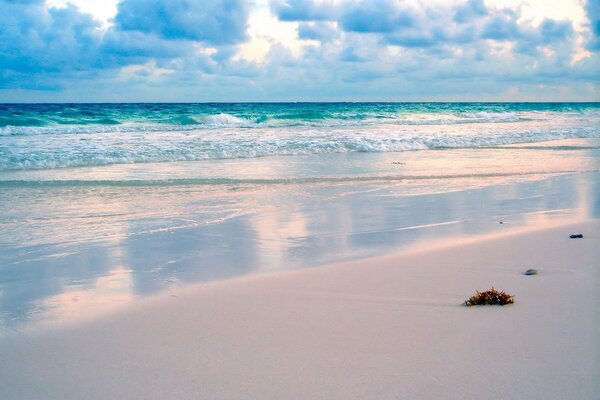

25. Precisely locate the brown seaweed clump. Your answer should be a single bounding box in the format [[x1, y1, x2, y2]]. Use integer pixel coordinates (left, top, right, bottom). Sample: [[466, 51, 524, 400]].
[[464, 287, 515, 306]]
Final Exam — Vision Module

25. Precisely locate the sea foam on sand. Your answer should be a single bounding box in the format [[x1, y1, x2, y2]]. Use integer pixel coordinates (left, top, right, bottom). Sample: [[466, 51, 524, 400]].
[[0, 221, 598, 400]]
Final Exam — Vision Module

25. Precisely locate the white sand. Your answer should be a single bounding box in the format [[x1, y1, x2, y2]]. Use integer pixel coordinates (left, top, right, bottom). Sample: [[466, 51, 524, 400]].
[[1, 221, 598, 400]]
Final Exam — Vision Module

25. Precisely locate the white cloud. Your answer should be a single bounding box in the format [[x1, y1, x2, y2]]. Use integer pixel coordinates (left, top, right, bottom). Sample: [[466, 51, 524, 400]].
[[0, 0, 597, 101], [47, 0, 118, 25]]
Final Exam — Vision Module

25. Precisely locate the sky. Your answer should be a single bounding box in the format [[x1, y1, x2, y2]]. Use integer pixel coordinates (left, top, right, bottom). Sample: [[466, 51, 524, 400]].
[[0, 0, 598, 102]]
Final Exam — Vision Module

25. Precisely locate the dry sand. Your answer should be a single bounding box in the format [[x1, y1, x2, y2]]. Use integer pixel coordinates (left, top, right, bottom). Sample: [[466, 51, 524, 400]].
[[1, 220, 598, 400]]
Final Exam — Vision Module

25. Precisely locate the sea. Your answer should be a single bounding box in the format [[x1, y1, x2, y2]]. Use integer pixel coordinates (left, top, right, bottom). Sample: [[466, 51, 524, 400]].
[[1, 102, 599, 329]]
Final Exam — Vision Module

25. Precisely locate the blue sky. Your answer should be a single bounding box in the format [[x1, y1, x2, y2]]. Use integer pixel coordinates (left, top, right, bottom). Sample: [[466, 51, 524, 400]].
[[0, 0, 598, 102]]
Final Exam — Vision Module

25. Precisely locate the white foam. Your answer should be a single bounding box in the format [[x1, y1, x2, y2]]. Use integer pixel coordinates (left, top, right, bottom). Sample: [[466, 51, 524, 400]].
[[1, 109, 598, 171], [198, 113, 252, 127], [460, 111, 520, 122]]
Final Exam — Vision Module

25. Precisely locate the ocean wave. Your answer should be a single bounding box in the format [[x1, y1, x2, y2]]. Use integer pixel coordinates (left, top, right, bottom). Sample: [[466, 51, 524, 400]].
[[1, 127, 597, 171], [2, 109, 596, 136], [458, 111, 520, 122], [198, 113, 254, 127]]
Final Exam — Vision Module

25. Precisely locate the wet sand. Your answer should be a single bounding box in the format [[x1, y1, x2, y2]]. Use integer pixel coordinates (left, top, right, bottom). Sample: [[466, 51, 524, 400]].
[[1, 220, 598, 400]]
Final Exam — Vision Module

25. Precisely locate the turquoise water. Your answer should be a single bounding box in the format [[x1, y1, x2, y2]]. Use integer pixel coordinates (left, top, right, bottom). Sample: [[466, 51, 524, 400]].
[[2, 102, 599, 129], [1, 103, 598, 171]]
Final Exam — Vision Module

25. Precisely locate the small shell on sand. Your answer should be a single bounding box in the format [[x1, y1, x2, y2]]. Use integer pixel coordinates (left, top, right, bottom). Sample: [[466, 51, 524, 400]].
[[523, 269, 538, 276]]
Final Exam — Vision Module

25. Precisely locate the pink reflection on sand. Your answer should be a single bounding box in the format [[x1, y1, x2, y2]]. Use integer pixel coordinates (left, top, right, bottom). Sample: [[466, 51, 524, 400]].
[[33, 252, 135, 327]]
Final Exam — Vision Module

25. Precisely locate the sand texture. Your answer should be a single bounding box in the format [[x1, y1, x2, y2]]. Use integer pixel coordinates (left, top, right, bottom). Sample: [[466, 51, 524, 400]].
[[0, 221, 598, 400]]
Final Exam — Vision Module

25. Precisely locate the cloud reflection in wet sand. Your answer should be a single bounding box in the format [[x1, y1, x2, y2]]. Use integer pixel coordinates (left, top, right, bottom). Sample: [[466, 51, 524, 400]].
[[0, 142, 598, 330]]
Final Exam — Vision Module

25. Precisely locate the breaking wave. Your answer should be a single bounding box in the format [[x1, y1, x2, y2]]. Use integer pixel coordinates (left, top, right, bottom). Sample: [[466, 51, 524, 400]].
[[1, 102, 598, 171], [1, 126, 598, 171]]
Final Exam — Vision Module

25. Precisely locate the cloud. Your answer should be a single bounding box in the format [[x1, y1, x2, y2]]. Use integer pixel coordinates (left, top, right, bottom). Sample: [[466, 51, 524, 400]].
[[0, 0, 596, 101], [454, 0, 488, 24], [271, 0, 578, 52], [257, 0, 596, 100], [271, 0, 337, 21], [114, 0, 249, 45], [339, 0, 414, 33], [0, 1, 102, 81], [539, 19, 573, 42], [481, 11, 522, 40], [297, 22, 338, 41], [339, 47, 365, 62], [584, 0, 600, 50], [99, 30, 194, 65], [0, 0, 250, 89]]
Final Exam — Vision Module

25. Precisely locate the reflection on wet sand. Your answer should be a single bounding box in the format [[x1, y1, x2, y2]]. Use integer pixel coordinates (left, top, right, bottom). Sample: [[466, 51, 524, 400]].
[[38, 265, 134, 326], [0, 140, 598, 330], [0, 170, 598, 330]]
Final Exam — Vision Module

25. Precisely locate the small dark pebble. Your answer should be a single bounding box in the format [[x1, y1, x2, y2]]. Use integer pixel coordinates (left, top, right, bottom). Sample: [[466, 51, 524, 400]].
[[523, 269, 538, 276], [569, 234, 583, 239], [499, 221, 503, 224]]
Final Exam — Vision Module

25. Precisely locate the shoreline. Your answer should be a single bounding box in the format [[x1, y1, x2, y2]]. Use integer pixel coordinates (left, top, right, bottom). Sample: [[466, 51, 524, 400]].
[[2, 169, 597, 331], [1, 219, 598, 399]]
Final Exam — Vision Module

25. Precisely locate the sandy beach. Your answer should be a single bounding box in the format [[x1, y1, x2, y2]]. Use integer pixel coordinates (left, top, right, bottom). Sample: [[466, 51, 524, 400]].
[[1, 219, 597, 400], [1, 0, 599, 397]]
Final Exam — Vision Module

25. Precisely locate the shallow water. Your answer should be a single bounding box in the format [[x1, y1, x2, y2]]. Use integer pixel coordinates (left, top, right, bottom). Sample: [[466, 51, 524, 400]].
[[1, 168, 599, 330]]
